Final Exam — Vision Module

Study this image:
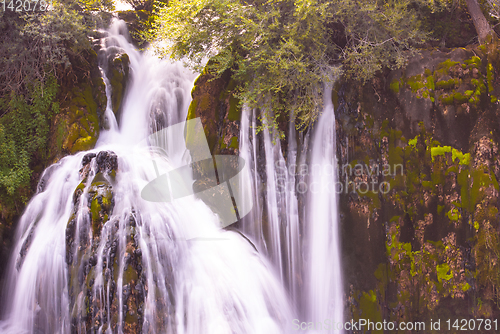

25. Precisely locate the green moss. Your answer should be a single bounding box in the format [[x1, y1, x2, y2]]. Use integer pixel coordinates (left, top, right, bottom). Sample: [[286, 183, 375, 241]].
[[435, 78, 459, 90], [446, 208, 461, 221], [453, 92, 469, 104], [439, 94, 454, 105], [406, 75, 426, 93], [436, 263, 453, 283], [422, 180, 432, 189], [91, 198, 102, 234], [228, 136, 239, 149], [430, 146, 451, 160], [355, 290, 383, 333], [390, 79, 400, 94], [219, 135, 227, 149], [227, 95, 241, 121], [426, 75, 435, 90], [389, 215, 400, 223], [487, 62, 494, 93], [465, 56, 481, 68], [452, 150, 470, 165], [72, 135, 97, 154], [187, 99, 198, 120], [430, 145, 469, 165], [55, 120, 67, 151], [436, 59, 460, 76]]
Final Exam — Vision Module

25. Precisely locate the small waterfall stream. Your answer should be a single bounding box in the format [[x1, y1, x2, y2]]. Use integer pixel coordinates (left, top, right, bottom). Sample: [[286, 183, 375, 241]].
[[0, 20, 343, 333], [238, 83, 344, 332], [305, 83, 343, 330]]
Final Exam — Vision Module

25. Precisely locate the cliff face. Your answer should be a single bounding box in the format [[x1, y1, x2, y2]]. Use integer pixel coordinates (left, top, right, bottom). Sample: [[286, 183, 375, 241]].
[[0, 40, 130, 290], [188, 68, 241, 156], [337, 40, 500, 324], [0, 49, 105, 289], [191, 41, 500, 324]]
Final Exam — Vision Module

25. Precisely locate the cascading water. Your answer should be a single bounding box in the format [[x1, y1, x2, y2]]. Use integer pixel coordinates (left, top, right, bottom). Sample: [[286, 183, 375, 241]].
[[238, 109, 302, 311], [0, 20, 293, 334], [305, 83, 343, 332], [238, 82, 344, 332]]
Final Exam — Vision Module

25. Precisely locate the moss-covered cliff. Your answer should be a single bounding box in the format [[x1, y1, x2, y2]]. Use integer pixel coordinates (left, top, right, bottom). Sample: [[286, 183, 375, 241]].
[[188, 68, 241, 156], [335, 40, 500, 329], [0, 37, 130, 291], [189, 38, 500, 329]]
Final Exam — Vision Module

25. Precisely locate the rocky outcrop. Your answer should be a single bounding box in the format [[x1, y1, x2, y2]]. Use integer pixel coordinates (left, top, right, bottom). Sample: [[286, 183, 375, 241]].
[[335, 41, 500, 324], [188, 39, 500, 325], [188, 68, 241, 156], [66, 151, 146, 334], [48, 49, 108, 161]]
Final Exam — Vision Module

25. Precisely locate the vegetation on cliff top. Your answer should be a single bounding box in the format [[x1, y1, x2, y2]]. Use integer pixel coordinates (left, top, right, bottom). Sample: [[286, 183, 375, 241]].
[[152, 0, 500, 135], [0, 0, 110, 217], [152, 0, 429, 134]]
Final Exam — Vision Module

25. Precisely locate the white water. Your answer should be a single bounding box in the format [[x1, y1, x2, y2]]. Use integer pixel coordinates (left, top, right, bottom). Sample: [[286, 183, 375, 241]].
[[1, 20, 343, 334], [238, 84, 344, 331], [0, 20, 293, 334], [306, 83, 343, 332]]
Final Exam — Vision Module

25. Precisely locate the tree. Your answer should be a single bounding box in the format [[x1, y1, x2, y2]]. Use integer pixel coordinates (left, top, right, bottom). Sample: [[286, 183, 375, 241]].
[[466, 0, 495, 43], [421, 0, 499, 44], [153, 0, 428, 132], [0, 0, 111, 210]]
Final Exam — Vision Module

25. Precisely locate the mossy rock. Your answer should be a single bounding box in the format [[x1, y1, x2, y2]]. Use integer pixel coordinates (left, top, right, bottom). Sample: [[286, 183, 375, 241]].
[[108, 52, 130, 119], [188, 66, 242, 156], [335, 41, 500, 322], [49, 49, 106, 161]]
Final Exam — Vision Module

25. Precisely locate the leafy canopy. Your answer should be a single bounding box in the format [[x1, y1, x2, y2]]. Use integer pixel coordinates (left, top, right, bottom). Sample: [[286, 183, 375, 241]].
[[0, 0, 110, 211], [153, 0, 428, 132]]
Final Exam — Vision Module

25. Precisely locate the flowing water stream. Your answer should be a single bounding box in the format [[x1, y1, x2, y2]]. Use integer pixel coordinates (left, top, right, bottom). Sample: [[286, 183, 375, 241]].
[[0, 20, 343, 334]]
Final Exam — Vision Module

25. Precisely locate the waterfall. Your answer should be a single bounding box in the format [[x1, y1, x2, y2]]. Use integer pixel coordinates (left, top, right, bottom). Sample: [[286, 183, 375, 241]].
[[306, 82, 343, 332], [238, 82, 344, 331], [1, 19, 344, 334], [0, 20, 292, 334]]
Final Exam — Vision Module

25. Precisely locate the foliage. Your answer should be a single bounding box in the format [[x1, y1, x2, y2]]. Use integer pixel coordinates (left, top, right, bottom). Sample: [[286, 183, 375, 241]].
[[0, 2, 95, 97], [0, 0, 109, 213], [335, 0, 428, 81], [0, 76, 59, 208], [415, 0, 500, 46], [152, 0, 430, 134], [123, 0, 154, 11]]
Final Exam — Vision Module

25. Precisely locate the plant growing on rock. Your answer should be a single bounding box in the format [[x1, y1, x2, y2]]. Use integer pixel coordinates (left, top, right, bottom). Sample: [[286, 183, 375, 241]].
[[152, 0, 428, 134]]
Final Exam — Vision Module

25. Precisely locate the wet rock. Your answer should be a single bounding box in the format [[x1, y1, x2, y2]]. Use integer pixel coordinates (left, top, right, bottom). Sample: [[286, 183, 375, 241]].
[[66, 171, 147, 334], [336, 41, 500, 323], [187, 67, 241, 156], [96, 151, 118, 174]]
